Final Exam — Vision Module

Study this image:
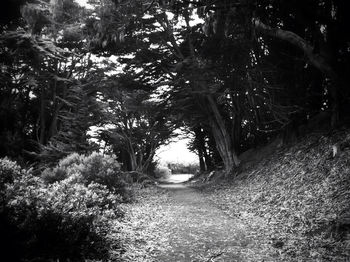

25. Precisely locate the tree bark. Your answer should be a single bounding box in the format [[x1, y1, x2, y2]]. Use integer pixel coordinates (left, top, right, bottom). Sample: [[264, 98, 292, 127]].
[[206, 95, 240, 173], [194, 126, 208, 172], [129, 150, 138, 171], [198, 151, 206, 172]]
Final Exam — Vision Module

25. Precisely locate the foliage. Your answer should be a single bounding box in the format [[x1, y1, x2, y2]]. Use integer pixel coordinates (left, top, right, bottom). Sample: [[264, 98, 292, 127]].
[[97, 74, 176, 173], [0, 156, 126, 261], [42, 152, 130, 200], [2, 0, 349, 174], [0, 0, 101, 165], [36, 82, 103, 166], [0, 1, 349, 260], [154, 165, 172, 178], [166, 162, 199, 175], [85, 0, 350, 173], [0, 157, 24, 188]]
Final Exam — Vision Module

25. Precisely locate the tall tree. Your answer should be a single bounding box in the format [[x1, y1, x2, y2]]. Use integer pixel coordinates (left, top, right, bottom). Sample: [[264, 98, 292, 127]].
[[95, 74, 176, 173], [0, 0, 102, 163]]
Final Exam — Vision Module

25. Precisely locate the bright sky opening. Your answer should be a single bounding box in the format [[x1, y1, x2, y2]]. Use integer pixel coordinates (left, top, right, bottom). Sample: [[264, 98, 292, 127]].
[[75, 0, 93, 8], [156, 138, 198, 166]]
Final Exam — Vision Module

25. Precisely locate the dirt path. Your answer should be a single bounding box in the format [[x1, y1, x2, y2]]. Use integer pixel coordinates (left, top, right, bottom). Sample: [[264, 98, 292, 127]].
[[155, 182, 251, 262]]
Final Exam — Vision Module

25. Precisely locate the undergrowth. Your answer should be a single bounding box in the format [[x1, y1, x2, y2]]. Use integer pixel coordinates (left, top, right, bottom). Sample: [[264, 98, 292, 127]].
[[0, 153, 128, 261], [200, 130, 350, 261]]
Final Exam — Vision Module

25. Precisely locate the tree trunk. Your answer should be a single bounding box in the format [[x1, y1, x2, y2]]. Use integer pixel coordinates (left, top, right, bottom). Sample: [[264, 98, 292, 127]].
[[203, 147, 213, 170], [129, 151, 138, 171], [119, 149, 131, 171], [39, 85, 47, 144], [194, 126, 208, 172], [49, 80, 58, 139], [206, 95, 240, 173], [198, 152, 206, 172], [124, 136, 138, 171], [141, 143, 158, 174]]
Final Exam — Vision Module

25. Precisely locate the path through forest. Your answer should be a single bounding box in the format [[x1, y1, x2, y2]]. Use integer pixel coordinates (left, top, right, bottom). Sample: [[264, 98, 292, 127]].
[[155, 176, 251, 261]]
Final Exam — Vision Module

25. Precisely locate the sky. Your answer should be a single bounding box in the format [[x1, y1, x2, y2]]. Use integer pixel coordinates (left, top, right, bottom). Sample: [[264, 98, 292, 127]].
[[75, 0, 88, 5], [75, 0, 93, 8], [88, 126, 198, 165], [155, 137, 198, 166]]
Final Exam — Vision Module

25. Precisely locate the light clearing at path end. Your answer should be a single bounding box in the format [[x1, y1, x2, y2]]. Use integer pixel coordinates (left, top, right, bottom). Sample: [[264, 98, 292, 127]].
[[156, 138, 198, 165]]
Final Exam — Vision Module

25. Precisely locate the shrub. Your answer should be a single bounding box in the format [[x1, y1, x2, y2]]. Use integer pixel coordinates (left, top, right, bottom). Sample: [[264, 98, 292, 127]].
[[79, 152, 126, 192], [2, 203, 110, 261], [41, 152, 130, 201], [154, 166, 172, 178], [0, 156, 127, 261], [166, 162, 199, 174], [41, 153, 84, 183], [41, 166, 67, 184], [0, 157, 23, 188], [3, 170, 123, 261]]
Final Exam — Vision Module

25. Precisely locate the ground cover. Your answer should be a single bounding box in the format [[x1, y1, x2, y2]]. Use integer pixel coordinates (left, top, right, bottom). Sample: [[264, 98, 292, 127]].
[[118, 185, 172, 261], [2, 131, 349, 261], [198, 130, 350, 261]]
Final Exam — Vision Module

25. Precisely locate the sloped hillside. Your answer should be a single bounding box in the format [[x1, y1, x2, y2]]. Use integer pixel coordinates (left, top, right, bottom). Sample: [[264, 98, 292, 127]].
[[200, 130, 350, 261]]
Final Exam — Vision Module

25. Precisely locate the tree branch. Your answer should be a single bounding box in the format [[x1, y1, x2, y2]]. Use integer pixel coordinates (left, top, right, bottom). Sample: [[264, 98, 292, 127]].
[[253, 18, 337, 79], [142, 0, 156, 13]]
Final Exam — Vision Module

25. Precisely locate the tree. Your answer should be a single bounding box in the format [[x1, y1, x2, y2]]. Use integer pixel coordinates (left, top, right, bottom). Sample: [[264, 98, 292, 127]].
[[96, 74, 176, 173], [0, 0, 103, 164], [252, 0, 350, 127], [84, 0, 299, 173], [3, 0, 348, 174]]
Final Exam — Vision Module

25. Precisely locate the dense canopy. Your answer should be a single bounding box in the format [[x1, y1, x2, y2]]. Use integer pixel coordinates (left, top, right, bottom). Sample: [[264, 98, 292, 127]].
[[0, 0, 349, 173]]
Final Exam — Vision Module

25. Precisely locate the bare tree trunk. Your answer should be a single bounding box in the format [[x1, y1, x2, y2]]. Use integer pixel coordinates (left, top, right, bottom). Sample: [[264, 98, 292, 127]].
[[129, 151, 138, 171], [194, 126, 208, 172], [207, 95, 240, 173], [203, 147, 212, 170], [141, 144, 158, 174], [198, 151, 206, 172], [124, 135, 138, 171]]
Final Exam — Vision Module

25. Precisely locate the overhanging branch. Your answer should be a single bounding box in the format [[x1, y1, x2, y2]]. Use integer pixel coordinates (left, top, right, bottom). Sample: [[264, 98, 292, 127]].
[[253, 18, 337, 79]]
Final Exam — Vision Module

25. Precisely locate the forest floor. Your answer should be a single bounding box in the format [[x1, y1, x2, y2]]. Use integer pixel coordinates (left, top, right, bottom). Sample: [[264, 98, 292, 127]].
[[154, 183, 252, 261], [120, 180, 273, 262], [120, 130, 350, 262]]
